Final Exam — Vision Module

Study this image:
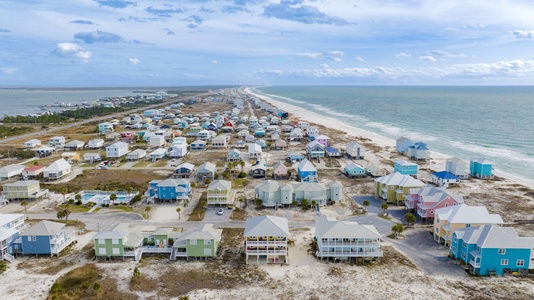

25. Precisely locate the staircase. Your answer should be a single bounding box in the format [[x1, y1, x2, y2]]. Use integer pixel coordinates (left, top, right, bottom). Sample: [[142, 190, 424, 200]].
[[170, 247, 177, 260], [315, 204, 321, 217], [3, 253, 14, 263]]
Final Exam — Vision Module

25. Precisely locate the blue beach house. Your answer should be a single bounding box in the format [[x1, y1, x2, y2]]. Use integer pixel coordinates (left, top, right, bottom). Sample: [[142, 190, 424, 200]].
[[98, 122, 114, 134], [450, 224, 534, 276], [298, 159, 318, 182], [394, 160, 418, 176], [432, 171, 461, 187], [470, 158, 494, 179], [407, 142, 429, 161], [344, 163, 366, 178], [396, 137, 413, 154], [147, 179, 191, 202], [14, 220, 75, 256]]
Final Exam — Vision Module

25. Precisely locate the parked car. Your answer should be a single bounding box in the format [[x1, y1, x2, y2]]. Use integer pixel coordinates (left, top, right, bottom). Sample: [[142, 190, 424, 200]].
[[217, 208, 224, 215]]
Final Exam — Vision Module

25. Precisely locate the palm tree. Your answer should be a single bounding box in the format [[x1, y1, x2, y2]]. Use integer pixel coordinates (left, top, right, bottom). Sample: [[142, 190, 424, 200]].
[[311, 200, 317, 209], [405, 213, 416, 225], [59, 186, 69, 203], [301, 199, 309, 210], [176, 207, 181, 220], [381, 203, 388, 215], [255, 199, 263, 208], [201, 201, 207, 210], [145, 206, 152, 218], [110, 193, 117, 206], [239, 160, 245, 172], [362, 200, 370, 211], [392, 223, 404, 237], [57, 210, 66, 221], [21, 200, 28, 213], [291, 200, 298, 208], [63, 204, 71, 225], [75, 194, 82, 203]]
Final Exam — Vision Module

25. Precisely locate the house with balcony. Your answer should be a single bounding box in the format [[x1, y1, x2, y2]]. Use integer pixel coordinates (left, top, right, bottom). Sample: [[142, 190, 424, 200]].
[[227, 149, 242, 162], [407, 142, 429, 161], [98, 122, 114, 133], [197, 162, 216, 182], [0, 214, 25, 262], [146, 179, 191, 202], [314, 135, 330, 148], [244, 216, 289, 265], [24, 139, 41, 149], [433, 204, 503, 247], [43, 158, 72, 181], [206, 180, 236, 206], [315, 216, 382, 263], [432, 171, 461, 187], [272, 161, 288, 179], [211, 135, 229, 148], [394, 160, 418, 176], [306, 141, 325, 158], [173, 163, 195, 178], [198, 130, 214, 141], [2, 180, 41, 200], [148, 148, 168, 161], [288, 151, 305, 162], [346, 141, 365, 160], [22, 166, 45, 179], [445, 157, 468, 179], [251, 162, 266, 178], [64, 140, 85, 151], [190, 140, 207, 151], [14, 220, 75, 256], [344, 163, 366, 178], [254, 181, 294, 208], [289, 128, 303, 141], [365, 165, 388, 177], [172, 224, 222, 260], [405, 185, 463, 222], [106, 141, 130, 158], [297, 159, 318, 182], [450, 225, 534, 276], [374, 172, 425, 205], [48, 136, 66, 148], [87, 138, 105, 149], [0, 164, 25, 181], [306, 126, 319, 137], [248, 143, 262, 161], [93, 223, 145, 262], [126, 149, 146, 161], [470, 158, 494, 179]]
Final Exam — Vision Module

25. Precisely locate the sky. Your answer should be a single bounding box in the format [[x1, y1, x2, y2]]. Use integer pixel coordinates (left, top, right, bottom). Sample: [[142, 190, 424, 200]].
[[2, 0, 534, 86]]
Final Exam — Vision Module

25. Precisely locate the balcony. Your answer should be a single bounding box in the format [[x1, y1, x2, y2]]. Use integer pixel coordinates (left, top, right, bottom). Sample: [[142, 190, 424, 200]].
[[318, 240, 379, 247], [141, 246, 172, 253], [469, 259, 480, 268], [246, 240, 287, 246], [246, 249, 287, 255], [405, 201, 415, 209], [51, 231, 75, 254], [316, 249, 383, 258]]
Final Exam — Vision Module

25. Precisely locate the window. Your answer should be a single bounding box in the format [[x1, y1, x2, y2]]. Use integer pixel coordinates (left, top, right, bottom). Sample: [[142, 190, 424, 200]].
[[501, 259, 508, 266], [99, 248, 107, 255], [112, 238, 119, 245], [517, 260, 525, 267], [32, 236, 36, 242], [463, 242, 467, 248], [498, 249, 506, 255], [190, 239, 197, 245], [99, 238, 105, 244], [466, 224, 471, 228], [477, 246, 480, 252], [445, 203, 449, 207], [27, 236, 31, 242], [430, 211, 434, 214], [113, 248, 120, 255], [453, 236, 457, 243], [204, 248, 212, 256], [205, 240, 211, 245]]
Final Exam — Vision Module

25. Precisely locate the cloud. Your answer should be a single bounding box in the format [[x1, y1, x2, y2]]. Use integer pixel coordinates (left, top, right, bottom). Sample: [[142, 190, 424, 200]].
[[212, 60, 218, 64], [74, 30, 123, 43], [1, 67, 18, 75], [70, 20, 95, 25], [185, 15, 203, 29], [146, 6, 186, 17], [419, 56, 436, 62], [512, 30, 534, 39], [355, 56, 364, 62], [222, 5, 249, 14], [319, 64, 329, 68], [395, 52, 411, 59], [263, 0, 348, 25], [129, 57, 140, 65], [0, 28, 12, 33], [297, 51, 345, 62], [427, 50, 466, 59], [52, 43, 92, 63], [164, 28, 175, 35], [94, 0, 136, 9]]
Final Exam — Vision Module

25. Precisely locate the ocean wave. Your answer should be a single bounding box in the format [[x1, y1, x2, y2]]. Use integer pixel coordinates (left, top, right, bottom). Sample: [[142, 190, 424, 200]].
[[366, 122, 403, 136], [307, 103, 363, 120], [448, 141, 534, 165], [253, 90, 307, 104]]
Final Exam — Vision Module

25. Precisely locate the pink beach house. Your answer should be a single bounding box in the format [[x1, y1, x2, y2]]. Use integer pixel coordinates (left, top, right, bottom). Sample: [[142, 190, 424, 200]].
[[406, 185, 464, 222], [314, 135, 330, 147]]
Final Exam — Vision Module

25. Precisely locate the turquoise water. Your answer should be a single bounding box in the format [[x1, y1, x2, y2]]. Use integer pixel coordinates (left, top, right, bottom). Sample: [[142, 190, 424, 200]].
[[253, 86, 534, 182]]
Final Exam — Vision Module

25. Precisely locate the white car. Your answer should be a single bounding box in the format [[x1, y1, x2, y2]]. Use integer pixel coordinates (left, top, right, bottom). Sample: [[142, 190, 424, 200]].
[[217, 208, 224, 215]]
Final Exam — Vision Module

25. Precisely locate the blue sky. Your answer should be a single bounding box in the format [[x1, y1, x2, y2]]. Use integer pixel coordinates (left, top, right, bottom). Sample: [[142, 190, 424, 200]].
[[1, 0, 534, 86]]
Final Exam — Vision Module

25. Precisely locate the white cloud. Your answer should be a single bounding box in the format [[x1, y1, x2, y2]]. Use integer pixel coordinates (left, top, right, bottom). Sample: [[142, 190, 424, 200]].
[[427, 50, 466, 59], [129, 57, 140, 65], [53, 43, 92, 63], [512, 30, 534, 39], [297, 51, 345, 62], [211, 60, 218, 64], [319, 63, 329, 68], [419, 56, 436, 62], [355, 56, 364, 62], [1, 67, 18, 74], [395, 52, 411, 59]]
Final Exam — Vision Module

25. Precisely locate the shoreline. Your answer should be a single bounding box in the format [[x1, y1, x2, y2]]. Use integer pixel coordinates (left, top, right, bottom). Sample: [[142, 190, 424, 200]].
[[246, 88, 534, 188]]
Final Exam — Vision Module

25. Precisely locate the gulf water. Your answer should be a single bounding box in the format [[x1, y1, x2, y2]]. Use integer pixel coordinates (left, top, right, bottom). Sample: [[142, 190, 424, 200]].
[[253, 86, 534, 183]]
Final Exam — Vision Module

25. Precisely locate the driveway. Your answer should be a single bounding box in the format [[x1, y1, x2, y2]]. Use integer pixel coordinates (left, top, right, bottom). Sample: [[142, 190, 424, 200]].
[[203, 207, 232, 223]]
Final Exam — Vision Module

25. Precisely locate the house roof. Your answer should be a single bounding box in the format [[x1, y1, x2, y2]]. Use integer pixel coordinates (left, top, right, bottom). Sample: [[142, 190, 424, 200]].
[[470, 157, 493, 165], [280, 183, 294, 191], [3, 180, 39, 187], [346, 141, 362, 150], [315, 216, 380, 239], [244, 216, 290, 237], [306, 140, 324, 150], [329, 181, 343, 188], [0, 164, 25, 174], [298, 159, 316, 173], [395, 159, 417, 167], [180, 224, 222, 241], [435, 204, 503, 225], [255, 180, 280, 193], [294, 182, 326, 192], [22, 220, 64, 236], [44, 158, 70, 172], [446, 157, 467, 165], [432, 171, 460, 180], [192, 139, 207, 145], [374, 172, 424, 187], [455, 225, 534, 249], [0, 214, 24, 226], [325, 147, 340, 154], [153, 227, 173, 236], [248, 143, 262, 153], [345, 162, 364, 171], [396, 136, 412, 143], [150, 148, 168, 155], [273, 161, 287, 171], [108, 141, 129, 148], [23, 166, 45, 171], [157, 178, 189, 187], [208, 180, 231, 191], [128, 149, 147, 156], [315, 135, 330, 140], [176, 162, 194, 171], [65, 140, 84, 146], [198, 162, 216, 173]]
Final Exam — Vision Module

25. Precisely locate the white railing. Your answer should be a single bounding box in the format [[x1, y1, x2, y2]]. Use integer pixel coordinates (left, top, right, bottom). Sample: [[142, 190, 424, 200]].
[[317, 250, 383, 257], [51, 231, 75, 254], [246, 250, 287, 254], [318, 241, 379, 246], [141, 246, 172, 253], [246, 241, 287, 245], [3, 253, 14, 263], [470, 259, 480, 268]]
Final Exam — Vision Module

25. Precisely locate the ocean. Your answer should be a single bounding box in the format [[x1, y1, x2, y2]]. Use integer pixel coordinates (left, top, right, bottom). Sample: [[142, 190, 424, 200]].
[[0, 88, 138, 116], [253, 86, 534, 183]]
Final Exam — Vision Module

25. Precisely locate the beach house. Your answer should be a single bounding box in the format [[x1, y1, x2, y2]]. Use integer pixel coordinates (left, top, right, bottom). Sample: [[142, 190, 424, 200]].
[[48, 136, 66, 148], [22, 166, 45, 179], [405, 186, 464, 222], [169, 137, 188, 158], [14, 220, 75, 256], [346, 141, 365, 160], [0, 214, 24, 262], [149, 135, 165, 148], [394, 160, 418, 176], [244, 216, 289, 265], [173, 163, 195, 178], [0, 164, 25, 181], [248, 143, 262, 161], [306, 126, 319, 137], [254, 181, 294, 208], [197, 162, 216, 182], [315, 216, 383, 262], [207, 180, 236, 206], [98, 122, 114, 133], [146, 179, 190, 202], [289, 128, 303, 141], [432, 171, 461, 187], [190, 140, 207, 151], [198, 130, 214, 141], [314, 135, 330, 147], [297, 121, 309, 129], [64, 140, 85, 151], [293, 182, 329, 206], [43, 159, 72, 181], [365, 165, 388, 177], [211, 135, 229, 148], [148, 148, 168, 161], [273, 139, 287, 150], [83, 153, 102, 163], [24, 139, 42, 149], [306, 141, 325, 158], [344, 163, 366, 178], [297, 159, 318, 182], [272, 161, 288, 179], [251, 162, 267, 178], [445, 157, 468, 179], [93, 223, 144, 261], [449, 225, 534, 276], [433, 204, 503, 246], [470, 158, 494, 179], [374, 172, 425, 204], [172, 224, 223, 260], [227, 149, 242, 162], [106, 142, 130, 158], [395, 137, 413, 154], [407, 142, 429, 161], [126, 149, 147, 161], [288, 151, 305, 163], [87, 138, 105, 149], [2, 180, 41, 200]]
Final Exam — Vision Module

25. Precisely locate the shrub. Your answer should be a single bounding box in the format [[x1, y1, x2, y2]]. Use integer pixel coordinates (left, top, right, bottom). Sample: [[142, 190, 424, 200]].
[[75, 200, 82, 206], [68, 199, 75, 204], [238, 172, 247, 178]]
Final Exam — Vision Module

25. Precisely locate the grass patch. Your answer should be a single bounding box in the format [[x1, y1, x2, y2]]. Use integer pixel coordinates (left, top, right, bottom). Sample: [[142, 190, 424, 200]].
[[62, 205, 91, 213], [130, 270, 159, 292], [188, 192, 207, 221], [232, 178, 249, 189], [103, 205, 134, 213], [230, 207, 246, 221], [0, 261, 6, 275], [150, 160, 169, 168], [133, 160, 152, 167], [91, 207, 101, 213]]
